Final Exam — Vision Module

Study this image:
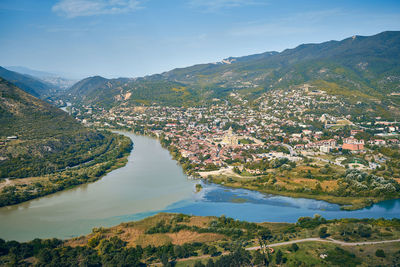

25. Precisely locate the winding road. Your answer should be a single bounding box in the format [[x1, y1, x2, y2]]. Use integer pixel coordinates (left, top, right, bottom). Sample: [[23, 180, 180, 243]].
[[153, 237, 400, 265], [246, 237, 400, 250]]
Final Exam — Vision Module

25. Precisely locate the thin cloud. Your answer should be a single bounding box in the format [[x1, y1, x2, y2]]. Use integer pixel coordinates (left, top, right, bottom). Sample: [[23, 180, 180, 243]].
[[188, 0, 265, 12], [52, 0, 142, 18], [228, 9, 342, 37]]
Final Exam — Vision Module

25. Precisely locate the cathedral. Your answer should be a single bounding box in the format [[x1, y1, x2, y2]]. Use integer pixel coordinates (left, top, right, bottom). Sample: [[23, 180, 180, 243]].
[[221, 127, 239, 146]]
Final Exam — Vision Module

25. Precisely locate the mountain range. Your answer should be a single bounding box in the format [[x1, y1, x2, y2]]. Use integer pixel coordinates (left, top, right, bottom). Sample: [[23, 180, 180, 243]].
[[0, 66, 54, 98], [1, 31, 400, 118], [6, 66, 77, 90], [58, 31, 400, 116]]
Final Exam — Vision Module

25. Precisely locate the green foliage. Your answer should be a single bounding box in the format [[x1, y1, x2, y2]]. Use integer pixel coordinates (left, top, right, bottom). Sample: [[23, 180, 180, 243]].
[[0, 133, 132, 207], [297, 214, 327, 229], [319, 226, 329, 238], [0, 79, 133, 206], [275, 249, 283, 264], [290, 243, 299, 252], [325, 247, 362, 267], [336, 169, 400, 198], [376, 249, 386, 258], [145, 215, 267, 241], [66, 32, 400, 119]]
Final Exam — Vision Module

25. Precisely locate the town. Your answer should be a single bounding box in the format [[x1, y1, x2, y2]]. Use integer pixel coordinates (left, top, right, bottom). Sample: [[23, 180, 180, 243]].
[[70, 85, 400, 182]]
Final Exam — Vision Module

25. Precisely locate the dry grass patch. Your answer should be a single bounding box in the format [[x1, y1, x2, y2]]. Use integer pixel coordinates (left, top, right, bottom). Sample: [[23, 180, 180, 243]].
[[320, 180, 339, 191], [135, 233, 173, 247], [65, 235, 89, 247], [166, 231, 225, 245], [117, 228, 144, 247], [123, 213, 175, 230], [186, 216, 212, 228]]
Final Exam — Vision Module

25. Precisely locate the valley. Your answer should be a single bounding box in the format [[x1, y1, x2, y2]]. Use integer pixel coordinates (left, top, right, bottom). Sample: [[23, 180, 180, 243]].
[[70, 83, 400, 210], [0, 78, 133, 206], [1, 30, 400, 266]]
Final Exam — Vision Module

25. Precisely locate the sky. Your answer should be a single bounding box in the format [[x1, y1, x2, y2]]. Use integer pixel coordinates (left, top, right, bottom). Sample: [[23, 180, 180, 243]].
[[0, 0, 400, 79]]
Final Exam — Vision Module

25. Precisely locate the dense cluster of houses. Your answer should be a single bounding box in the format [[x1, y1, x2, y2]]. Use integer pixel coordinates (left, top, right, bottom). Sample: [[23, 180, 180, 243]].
[[75, 85, 400, 172]]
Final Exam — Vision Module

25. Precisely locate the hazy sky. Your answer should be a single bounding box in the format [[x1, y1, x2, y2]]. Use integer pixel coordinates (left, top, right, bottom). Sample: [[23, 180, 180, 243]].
[[1, 0, 399, 79]]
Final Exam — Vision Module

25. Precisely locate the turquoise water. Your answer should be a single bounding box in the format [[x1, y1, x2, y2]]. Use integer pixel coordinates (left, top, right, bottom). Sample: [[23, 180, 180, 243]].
[[0, 132, 399, 241], [163, 183, 400, 222]]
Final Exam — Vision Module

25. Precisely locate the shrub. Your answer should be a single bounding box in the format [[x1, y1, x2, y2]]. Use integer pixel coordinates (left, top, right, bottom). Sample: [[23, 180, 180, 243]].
[[375, 249, 385, 258]]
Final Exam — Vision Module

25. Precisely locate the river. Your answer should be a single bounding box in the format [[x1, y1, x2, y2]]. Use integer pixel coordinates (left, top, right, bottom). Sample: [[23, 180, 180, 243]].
[[0, 132, 399, 241], [60, 102, 71, 113]]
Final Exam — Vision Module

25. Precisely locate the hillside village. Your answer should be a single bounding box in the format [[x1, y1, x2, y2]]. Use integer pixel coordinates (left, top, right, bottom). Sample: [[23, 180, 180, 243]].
[[70, 85, 400, 184]]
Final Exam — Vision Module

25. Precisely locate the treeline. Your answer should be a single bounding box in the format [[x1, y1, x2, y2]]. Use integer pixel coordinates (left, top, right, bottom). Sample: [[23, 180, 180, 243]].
[[335, 169, 400, 198], [2, 214, 398, 266], [0, 236, 249, 266], [241, 157, 296, 174], [0, 236, 362, 267], [0, 133, 132, 207], [145, 215, 264, 240], [0, 130, 115, 178]]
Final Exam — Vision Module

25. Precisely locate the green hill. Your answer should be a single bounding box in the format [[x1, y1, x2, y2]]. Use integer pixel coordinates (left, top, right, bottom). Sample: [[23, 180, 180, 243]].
[[65, 31, 400, 115], [0, 77, 131, 179], [0, 77, 133, 206], [67, 76, 195, 107]]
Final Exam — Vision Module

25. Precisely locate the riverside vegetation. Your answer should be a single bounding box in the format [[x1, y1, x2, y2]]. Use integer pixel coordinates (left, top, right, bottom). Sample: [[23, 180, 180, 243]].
[[0, 78, 133, 207], [5, 32, 400, 209], [60, 32, 400, 210], [1, 213, 400, 266], [158, 137, 400, 210]]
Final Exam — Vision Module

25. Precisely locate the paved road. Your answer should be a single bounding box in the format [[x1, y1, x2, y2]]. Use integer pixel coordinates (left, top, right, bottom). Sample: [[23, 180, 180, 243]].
[[282, 144, 295, 156], [246, 237, 400, 250], [315, 157, 344, 168]]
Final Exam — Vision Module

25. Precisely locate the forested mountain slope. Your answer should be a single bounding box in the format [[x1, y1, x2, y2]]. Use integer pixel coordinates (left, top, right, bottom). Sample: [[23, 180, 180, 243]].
[[65, 31, 400, 114], [0, 78, 128, 178]]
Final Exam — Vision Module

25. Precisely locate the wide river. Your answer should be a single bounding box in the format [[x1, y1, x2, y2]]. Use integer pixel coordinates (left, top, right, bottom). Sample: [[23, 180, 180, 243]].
[[0, 132, 399, 241]]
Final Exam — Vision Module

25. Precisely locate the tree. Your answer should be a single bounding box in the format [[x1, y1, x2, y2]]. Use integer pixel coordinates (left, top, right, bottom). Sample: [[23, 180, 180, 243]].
[[257, 228, 272, 264], [161, 253, 169, 266], [206, 258, 215, 267], [357, 224, 372, 238], [319, 227, 328, 238], [375, 249, 385, 258], [253, 250, 266, 266], [194, 261, 205, 267], [290, 243, 299, 252], [275, 249, 283, 264]]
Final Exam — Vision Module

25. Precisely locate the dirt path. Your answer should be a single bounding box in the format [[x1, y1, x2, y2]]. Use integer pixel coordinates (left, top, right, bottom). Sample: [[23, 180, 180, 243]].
[[246, 237, 400, 250], [150, 238, 400, 265], [0, 178, 11, 190], [198, 166, 259, 179], [150, 252, 229, 266]]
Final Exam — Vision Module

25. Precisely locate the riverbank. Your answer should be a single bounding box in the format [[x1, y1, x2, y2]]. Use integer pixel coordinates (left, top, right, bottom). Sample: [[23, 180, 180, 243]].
[[139, 130, 398, 211], [0, 131, 132, 207], [207, 175, 383, 211], [103, 127, 400, 211], [2, 213, 400, 266]]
